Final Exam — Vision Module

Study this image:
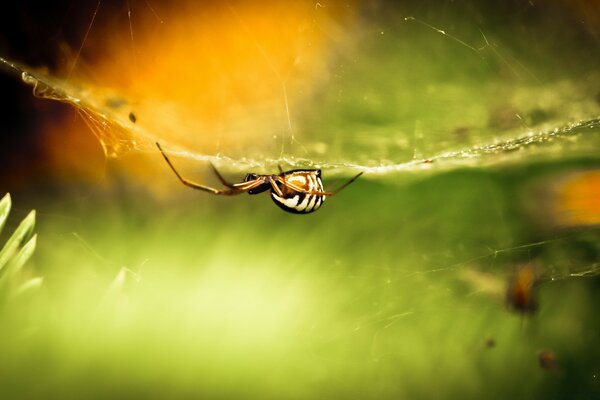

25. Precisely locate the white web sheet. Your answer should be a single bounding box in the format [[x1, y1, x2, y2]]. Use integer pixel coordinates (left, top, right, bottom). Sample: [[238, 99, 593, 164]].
[[2, 55, 600, 177]]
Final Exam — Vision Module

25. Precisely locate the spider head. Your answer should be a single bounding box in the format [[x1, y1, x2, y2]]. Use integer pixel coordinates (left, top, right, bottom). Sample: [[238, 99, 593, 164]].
[[243, 173, 259, 182], [244, 173, 271, 195]]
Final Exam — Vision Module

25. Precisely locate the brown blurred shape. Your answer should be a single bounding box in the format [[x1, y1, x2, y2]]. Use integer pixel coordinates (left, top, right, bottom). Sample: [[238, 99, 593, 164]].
[[537, 349, 558, 372], [506, 263, 538, 314]]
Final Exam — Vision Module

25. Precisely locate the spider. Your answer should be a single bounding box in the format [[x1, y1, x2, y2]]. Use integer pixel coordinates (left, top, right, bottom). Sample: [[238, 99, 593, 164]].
[[156, 143, 363, 214]]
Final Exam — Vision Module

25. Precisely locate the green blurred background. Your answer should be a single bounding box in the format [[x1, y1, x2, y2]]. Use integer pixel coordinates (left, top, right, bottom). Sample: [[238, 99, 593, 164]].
[[1, 0, 600, 398]]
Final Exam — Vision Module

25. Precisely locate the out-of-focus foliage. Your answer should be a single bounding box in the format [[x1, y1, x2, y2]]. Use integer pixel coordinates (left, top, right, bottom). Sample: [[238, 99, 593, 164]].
[[0, 1, 599, 399], [0, 193, 41, 301]]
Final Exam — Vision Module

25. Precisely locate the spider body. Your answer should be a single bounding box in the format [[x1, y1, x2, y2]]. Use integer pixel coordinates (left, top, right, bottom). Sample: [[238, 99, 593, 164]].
[[240, 169, 325, 213], [269, 169, 325, 214], [156, 143, 362, 214]]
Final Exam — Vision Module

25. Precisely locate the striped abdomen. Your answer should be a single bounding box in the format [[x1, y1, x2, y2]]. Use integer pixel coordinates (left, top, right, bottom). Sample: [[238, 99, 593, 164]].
[[270, 170, 325, 214]]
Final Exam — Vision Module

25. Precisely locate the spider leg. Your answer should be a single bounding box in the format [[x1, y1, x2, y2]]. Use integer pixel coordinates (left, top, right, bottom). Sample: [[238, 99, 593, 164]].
[[156, 142, 257, 195], [277, 164, 284, 174], [210, 163, 236, 189], [329, 171, 364, 195], [274, 172, 363, 196], [232, 178, 270, 191], [267, 176, 285, 197], [273, 177, 333, 196]]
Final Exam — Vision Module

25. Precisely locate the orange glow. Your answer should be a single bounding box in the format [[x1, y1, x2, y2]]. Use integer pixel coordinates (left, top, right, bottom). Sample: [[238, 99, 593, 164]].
[[23, 1, 362, 191], [42, 112, 107, 183], [27, 1, 360, 188], [63, 0, 358, 157], [554, 170, 600, 227]]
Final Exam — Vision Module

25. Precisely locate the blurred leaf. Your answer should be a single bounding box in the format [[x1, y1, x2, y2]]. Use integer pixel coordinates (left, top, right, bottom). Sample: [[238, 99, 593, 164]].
[[14, 277, 44, 297], [0, 234, 37, 288], [0, 193, 11, 236], [0, 195, 40, 300], [0, 210, 35, 273]]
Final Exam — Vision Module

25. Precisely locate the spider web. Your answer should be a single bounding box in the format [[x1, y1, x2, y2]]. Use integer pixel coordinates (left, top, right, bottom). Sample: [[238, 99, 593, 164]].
[[1, 1, 599, 272], [1, 0, 599, 272], [1, 2, 599, 175], [2, 53, 600, 173]]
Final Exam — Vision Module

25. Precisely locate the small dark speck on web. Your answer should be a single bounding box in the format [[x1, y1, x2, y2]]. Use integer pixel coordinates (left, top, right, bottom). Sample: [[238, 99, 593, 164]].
[[485, 337, 496, 348], [129, 112, 137, 123]]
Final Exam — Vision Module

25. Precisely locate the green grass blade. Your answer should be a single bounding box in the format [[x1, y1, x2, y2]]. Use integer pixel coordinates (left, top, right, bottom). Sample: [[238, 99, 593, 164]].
[[0, 210, 35, 272], [0, 234, 37, 288], [0, 193, 11, 236], [9, 234, 37, 276]]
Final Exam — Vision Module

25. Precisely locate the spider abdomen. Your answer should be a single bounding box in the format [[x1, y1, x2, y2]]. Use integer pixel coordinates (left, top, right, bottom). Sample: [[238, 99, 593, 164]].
[[271, 192, 325, 214], [270, 170, 325, 214]]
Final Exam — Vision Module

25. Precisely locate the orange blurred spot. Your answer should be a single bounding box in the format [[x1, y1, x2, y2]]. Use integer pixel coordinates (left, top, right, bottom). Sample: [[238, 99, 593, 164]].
[[553, 170, 600, 227]]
